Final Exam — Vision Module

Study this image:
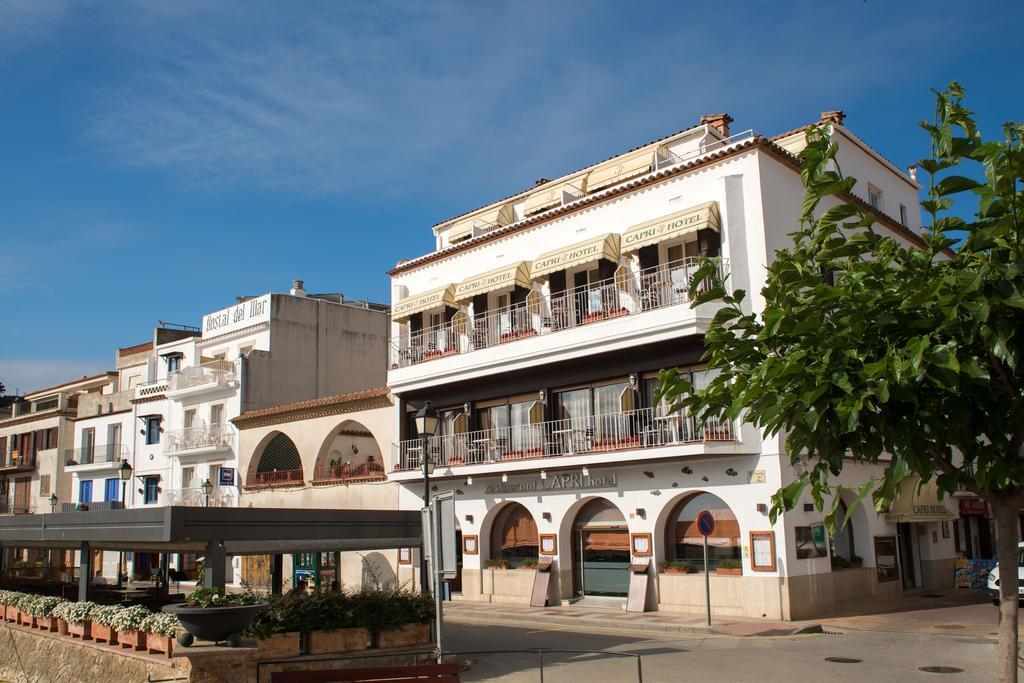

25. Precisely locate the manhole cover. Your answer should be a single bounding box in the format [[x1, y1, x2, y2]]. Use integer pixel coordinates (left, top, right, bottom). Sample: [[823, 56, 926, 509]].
[[934, 624, 966, 630], [919, 666, 965, 674], [824, 657, 862, 664]]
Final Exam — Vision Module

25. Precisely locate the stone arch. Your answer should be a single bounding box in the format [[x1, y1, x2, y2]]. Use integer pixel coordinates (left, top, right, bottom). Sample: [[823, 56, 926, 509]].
[[312, 419, 386, 483], [247, 430, 304, 486], [557, 496, 632, 598], [479, 501, 539, 565], [359, 551, 397, 591], [833, 489, 872, 567], [654, 490, 741, 568]]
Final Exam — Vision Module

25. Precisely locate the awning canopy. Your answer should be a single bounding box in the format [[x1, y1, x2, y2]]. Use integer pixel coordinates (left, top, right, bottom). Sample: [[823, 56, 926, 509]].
[[445, 203, 516, 243], [885, 477, 955, 523], [522, 175, 588, 216], [454, 261, 532, 301], [621, 201, 721, 253], [392, 285, 457, 321], [530, 233, 621, 280], [588, 149, 655, 192]]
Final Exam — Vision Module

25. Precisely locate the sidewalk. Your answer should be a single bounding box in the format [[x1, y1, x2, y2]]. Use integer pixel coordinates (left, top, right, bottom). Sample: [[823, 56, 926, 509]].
[[443, 601, 823, 638], [819, 589, 1002, 637]]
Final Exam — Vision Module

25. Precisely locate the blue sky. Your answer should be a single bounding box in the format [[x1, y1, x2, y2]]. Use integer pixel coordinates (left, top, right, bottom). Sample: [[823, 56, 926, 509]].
[[1, 0, 1021, 393]]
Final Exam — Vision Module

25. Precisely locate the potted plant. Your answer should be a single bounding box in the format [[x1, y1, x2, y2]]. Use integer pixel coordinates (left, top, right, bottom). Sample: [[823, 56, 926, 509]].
[[659, 560, 696, 575], [0, 591, 22, 623], [485, 559, 509, 570], [141, 612, 179, 657], [111, 604, 151, 651], [519, 559, 538, 570], [350, 590, 433, 649], [16, 593, 38, 627], [53, 600, 96, 640], [30, 595, 64, 632], [163, 586, 266, 648], [90, 604, 122, 645], [715, 559, 743, 576]]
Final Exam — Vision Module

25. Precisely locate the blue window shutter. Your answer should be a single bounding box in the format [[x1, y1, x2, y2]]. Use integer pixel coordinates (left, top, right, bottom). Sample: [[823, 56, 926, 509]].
[[79, 480, 92, 503]]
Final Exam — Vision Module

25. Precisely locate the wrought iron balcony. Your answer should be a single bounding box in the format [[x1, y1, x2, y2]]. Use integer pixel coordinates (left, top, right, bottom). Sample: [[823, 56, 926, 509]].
[[64, 443, 127, 466], [164, 486, 237, 508], [313, 461, 386, 484], [0, 450, 37, 473], [164, 424, 236, 454], [392, 406, 735, 472], [390, 257, 728, 368], [60, 501, 124, 513], [245, 468, 304, 489], [167, 362, 237, 394]]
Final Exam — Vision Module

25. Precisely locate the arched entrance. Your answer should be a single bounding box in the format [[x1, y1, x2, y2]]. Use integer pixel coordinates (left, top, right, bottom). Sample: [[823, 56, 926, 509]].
[[247, 431, 304, 486], [571, 499, 630, 598], [489, 503, 539, 568], [663, 491, 741, 569]]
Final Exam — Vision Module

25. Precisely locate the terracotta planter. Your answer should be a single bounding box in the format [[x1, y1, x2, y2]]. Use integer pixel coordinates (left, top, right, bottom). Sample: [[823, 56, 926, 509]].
[[19, 611, 35, 627], [377, 623, 430, 649], [35, 615, 58, 632], [147, 633, 174, 658], [119, 628, 147, 651], [56, 618, 70, 636], [67, 621, 92, 640], [715, 568, 743, 576], [91, 622, 118, 645], [257, 631, 302, 658], [4, 605, 18, 623], [306, 627, 370, 654], [661, 567, 695, 575]]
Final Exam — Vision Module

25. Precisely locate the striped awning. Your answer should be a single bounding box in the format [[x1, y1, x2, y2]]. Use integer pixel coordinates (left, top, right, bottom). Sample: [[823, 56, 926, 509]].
[[392, 285, 457, 321], [522, 175, 588, 216], [884, 477, 955, 523], [444, 202, 516, 243], [454, 262, 532, 301], [530, 233, 621, 280], [588, 149, 655, 192], [621, 202, 721, 253]]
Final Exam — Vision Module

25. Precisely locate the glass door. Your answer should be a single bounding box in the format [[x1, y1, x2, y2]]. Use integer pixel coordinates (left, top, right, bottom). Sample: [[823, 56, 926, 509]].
[[575, 528, 630, 597]]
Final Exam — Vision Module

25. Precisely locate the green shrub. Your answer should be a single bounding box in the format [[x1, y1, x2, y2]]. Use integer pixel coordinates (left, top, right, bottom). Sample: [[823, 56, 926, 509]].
[[184, 586, 262, 608], [52, 600, 98, 625], [140, 612, 180, 637], [245, 588, 434, 639], [717, 559, 742, 570], [109, 604, 151, 632], [28, 596, 64, 617], [659, 560, 695, 573]]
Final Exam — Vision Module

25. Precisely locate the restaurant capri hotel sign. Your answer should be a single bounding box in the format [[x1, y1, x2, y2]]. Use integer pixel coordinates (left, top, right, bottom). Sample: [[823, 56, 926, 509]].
[[203, 294, 271, 337], [485, 472, 618, 494]]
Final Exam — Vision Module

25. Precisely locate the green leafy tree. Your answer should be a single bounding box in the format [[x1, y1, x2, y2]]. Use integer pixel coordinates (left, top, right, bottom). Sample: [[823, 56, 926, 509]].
[[658, 83, 1024, 682]]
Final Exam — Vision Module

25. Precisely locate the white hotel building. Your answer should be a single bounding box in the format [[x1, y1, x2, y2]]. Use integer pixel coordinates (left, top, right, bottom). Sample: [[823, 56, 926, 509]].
[[387, 112, 958, 619]]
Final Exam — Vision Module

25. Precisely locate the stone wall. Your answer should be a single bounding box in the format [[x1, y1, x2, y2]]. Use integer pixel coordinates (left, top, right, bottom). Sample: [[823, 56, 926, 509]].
[[657, 573, 786, 619]]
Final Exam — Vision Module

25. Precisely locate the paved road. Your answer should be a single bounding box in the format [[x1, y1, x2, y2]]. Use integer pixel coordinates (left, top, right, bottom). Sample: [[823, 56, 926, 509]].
[[444, 620, 996, 682]]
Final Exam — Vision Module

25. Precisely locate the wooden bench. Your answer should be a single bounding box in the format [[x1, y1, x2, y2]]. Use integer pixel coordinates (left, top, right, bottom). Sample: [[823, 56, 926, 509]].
[[271, 663, 461, 682]]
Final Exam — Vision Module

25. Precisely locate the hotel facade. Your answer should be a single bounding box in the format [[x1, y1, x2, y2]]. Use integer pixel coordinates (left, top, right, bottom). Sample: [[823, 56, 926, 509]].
[[386, 113, 959, 619]]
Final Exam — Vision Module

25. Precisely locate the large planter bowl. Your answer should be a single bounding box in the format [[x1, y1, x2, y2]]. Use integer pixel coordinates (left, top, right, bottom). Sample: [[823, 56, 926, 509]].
[[163, 602, 266, 648]]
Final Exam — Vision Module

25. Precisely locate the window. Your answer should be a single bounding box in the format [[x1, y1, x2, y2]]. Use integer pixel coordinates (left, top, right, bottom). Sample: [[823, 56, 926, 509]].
[[81, 428, 96, 462], [238, 345, 254, 358], [144, 476, 159, 505], [867, 184, 883, 210], [183, 409, 196, 430], [182, 466, 195, 489], [665, 492, 741, 569], [210, 404, 224, 427], [104, 478, 119, 503], [490, 503, 538, 567], [127, 375, 140, 389], [167, 355, 181, 373], [39, 475, 51, 496], [899, 204, 908, 225], [79, 479, 93, 504], [145, 417, 161, 445]]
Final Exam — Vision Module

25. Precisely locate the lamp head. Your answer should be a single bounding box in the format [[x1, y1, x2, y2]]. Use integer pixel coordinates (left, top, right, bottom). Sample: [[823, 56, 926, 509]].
[[414, 401, 439, 437], [118, 460, 133, 481]]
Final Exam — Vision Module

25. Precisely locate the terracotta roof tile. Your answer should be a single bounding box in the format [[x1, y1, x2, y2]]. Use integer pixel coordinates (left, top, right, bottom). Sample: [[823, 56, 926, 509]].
[[233, 387, 392, 429]]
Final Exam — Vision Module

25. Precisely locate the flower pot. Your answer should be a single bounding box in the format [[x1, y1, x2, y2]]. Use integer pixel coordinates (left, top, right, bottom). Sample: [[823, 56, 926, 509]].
[[662, 568, 694, 575], [5, 605, 19, 623], [35, 615, 58, 632], [67, 621, 92, 640], [257, 631, 302, 657], [119, 628, 147, 651], [92, 622, 118, 645], [19, 611, 35, 627], [147, 633, 174, 658], [56, 618, 69, 636], [377, 623, 430, 649], [306, 627, 370, 654], [163, 602, 267, 648], [715, 568, 742, 576]]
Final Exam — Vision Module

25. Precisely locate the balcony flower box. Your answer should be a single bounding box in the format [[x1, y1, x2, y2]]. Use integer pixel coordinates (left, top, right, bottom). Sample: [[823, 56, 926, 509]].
[[422, 350, 445, 361], [582, 312, 607, 325], [35, 615, 59, 632], [307, 627, 370, 654], [377, 623, 429, 649], [67, 621, 91, 639], [119, 628, 148, 651], [607, 308, 629, 319]]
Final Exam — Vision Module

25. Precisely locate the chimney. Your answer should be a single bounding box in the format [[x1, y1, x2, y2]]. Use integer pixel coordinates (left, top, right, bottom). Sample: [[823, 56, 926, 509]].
[[534, 178, 551, 187], [290, 279, 306, 297], [907, 165, 918, 182], [700, 113, 733, 137], [821, 110, 846, 126]]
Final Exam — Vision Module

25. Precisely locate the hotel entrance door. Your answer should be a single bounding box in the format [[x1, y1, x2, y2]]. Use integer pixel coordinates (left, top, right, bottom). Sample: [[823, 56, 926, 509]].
[[571, 499, 630, 598]]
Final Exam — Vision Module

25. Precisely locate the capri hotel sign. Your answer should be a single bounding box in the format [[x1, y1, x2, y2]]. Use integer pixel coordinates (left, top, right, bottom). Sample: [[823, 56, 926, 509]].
[[203, 294, 271, 337], [485, 472, 618, 494]]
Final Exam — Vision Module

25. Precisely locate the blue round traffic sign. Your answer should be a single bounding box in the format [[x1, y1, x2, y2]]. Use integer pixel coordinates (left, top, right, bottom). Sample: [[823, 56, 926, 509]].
[[697, 510, 715, 536]]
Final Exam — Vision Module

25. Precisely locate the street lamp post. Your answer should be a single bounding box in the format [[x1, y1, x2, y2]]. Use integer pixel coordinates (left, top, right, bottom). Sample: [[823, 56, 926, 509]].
[[49, 493, 57, 514], [414, 401, 438, 594], [201, 479, 214, 508], [118, 460, 133, 587]]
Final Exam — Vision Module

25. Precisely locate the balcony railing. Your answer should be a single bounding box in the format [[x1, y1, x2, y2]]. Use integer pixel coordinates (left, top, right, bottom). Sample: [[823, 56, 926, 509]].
[[313, 461, 386, 484], [135, 380, 168, 400], [245, 468, 304, 488], [167, 362, 237, 393], [0, 500, 34, 515], [64, 443, 127, 466], [164, 486, 237, 507], [0, 450, 37, 472], [60, 501, 124, 513], [390, 257, 727, 368], [164, 424, 236, 454], [392, 406, 735, 472]]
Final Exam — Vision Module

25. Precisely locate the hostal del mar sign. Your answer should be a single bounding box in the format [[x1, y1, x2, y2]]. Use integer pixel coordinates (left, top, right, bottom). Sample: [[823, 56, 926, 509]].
[[203, 294, 271, 337]]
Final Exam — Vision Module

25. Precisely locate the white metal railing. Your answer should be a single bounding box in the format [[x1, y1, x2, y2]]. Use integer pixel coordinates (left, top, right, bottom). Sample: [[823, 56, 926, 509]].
[[164, 486, 236, 507], [392, 406, 735, 471], [164, 424, 236, 454], [657, 129, 758, 171], [167, 362, 237, 393], [391, 257, 727, 367]]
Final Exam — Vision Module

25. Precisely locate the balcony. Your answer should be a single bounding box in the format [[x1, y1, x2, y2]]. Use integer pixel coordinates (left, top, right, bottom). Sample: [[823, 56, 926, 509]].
[[0, 500, 34, 515], [312, 461, 386, 485], [244, 468, 304, 489], [166, 361, 237, 398], [0, 450, 37, 474], [164, 424, 236, 456], [392, 406, 735, 473], [60, 501, 124, 513], [64, 443, 127, 467], [164, 486, 237, 507], [390, 257, 727, 369], [134, 380, 169, 400]]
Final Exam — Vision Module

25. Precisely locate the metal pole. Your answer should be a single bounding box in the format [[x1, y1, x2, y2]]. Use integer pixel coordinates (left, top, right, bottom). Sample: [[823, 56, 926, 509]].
[[703, 535, 711, 626], [119, 480, 127, 587], [433, 502, 443, 664], [539, 648, 545, 683], [421, 435, 430, 595]]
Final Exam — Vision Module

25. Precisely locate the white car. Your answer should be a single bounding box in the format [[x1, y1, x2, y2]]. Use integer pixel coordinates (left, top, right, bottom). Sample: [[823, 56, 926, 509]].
[[987, 541, 1024, 604]]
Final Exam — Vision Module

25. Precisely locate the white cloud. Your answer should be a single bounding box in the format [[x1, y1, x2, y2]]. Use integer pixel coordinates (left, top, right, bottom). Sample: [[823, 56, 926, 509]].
[[0, 0, 70, 55], [0, 358, 109, 396]]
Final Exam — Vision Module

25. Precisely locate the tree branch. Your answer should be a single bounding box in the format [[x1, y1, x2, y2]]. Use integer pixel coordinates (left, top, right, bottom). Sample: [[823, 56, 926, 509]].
[[929, 447, 982, 497]]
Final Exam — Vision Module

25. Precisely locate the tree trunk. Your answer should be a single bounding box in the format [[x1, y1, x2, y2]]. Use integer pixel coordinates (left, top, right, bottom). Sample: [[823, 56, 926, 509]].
[[993, 499, 1020, 683]]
